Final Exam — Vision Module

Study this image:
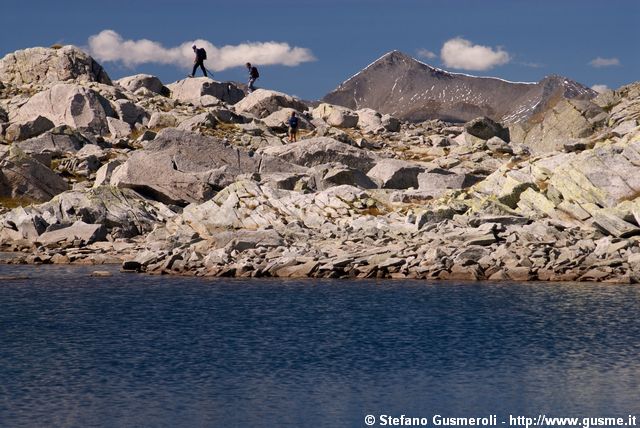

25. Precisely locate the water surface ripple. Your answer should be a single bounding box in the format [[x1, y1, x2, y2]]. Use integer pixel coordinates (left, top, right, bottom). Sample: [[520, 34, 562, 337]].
[[1, 265, 639, 427]]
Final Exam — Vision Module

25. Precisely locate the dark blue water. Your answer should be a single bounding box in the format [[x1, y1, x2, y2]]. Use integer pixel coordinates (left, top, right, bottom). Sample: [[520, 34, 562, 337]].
[[1, 265, 639, 428]]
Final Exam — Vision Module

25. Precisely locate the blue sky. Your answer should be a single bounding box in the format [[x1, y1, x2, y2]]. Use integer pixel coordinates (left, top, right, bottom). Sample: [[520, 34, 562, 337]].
[[1, 0, 637, 99]]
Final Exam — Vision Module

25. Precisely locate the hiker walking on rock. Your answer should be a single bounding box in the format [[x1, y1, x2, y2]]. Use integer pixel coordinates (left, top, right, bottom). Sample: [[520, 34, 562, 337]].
[[246, 62, 259, 93], [288, 111, 299, 142], [190, 45, 208, 78]]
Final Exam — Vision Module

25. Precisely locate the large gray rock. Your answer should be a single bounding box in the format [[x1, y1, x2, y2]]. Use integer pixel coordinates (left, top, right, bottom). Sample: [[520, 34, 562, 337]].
[[13, 126, 92, 156], [0, 45, 112, 85], [366, 158, 424, 189], [0, 186, 175, 242], [106, 117, 132, 138], [0, 147, 68, 202], [486, 136, 513, 154], [209, 107, 249, 124], [418, 169, 483, 193], [177, 180, 371, 232], [93, 160, 123, 187], [112, 99, 148, 125], [313, 103, 359, 128], [260, 137, 377, 171], [36, 221, 107, 246], [5, 115, 54, 141], [356, 108, 384, 133], [177, 113, 217, 132], [549, 140, 640, 208], [110, 128, 261, 205], [262, 108, 313, 131], [167, 78, 244, 105], [464, 116, 510, 141], [310, 163, 377, 190], [234, 89, 307, 118], [381, 114, 400, 132], [148, 112, 179, 129], [116, 74, 166, 95], [9, 83, 113, 135], [515, 99, 605, 154]]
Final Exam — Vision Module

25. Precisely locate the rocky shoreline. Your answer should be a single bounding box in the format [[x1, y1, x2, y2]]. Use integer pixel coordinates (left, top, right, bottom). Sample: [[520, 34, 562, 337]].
[[1, 46, 640, 282]]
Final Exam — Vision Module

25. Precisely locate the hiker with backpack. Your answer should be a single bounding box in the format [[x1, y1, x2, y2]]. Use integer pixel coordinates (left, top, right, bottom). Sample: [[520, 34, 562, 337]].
[[190, 45, 208, 78], [246, 63, 259, 93], [288, 111, 299, 142]]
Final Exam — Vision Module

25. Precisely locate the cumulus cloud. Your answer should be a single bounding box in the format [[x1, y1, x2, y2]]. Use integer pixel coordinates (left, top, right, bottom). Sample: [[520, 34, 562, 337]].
[[591, 84, 610, 93], [589, 57, 620, 68], [440, 37, 510, 71], [87, 30, 316, 71], [417, 48, 437, 60]]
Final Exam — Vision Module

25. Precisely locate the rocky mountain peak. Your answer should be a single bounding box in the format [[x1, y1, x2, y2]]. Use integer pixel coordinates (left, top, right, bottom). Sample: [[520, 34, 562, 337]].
[[324, 51, 595, 124]]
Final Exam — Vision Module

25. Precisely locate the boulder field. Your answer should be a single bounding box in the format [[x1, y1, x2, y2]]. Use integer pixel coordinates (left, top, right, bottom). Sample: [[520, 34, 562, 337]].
[[1, 45, 640, 282]]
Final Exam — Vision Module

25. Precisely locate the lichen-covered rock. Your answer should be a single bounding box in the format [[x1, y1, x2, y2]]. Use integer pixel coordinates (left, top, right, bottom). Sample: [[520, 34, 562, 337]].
[[549, 141, 640, 208], [516, 99, 606, 154], [0, 45, 111, 85]]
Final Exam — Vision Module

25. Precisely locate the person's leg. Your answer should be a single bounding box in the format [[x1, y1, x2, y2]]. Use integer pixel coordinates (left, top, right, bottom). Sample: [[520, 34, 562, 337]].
[[248, 78, 255, 92], [191, 63, 198, 77], [199, 62, 207, 77]]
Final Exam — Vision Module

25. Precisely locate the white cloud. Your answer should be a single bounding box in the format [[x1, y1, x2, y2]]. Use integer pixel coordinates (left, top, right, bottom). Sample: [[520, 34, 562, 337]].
[[591, 84, 610, 93], [417, 48, 437, 60], [440, 37, 510, 71], [87, 30, 316, 71], [589, 57, 620, 68]]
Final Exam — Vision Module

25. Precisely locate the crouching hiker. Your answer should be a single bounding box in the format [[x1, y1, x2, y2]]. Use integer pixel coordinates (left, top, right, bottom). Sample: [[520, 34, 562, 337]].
[[246, 62, 259, 93], [288, 111, 299, 142]]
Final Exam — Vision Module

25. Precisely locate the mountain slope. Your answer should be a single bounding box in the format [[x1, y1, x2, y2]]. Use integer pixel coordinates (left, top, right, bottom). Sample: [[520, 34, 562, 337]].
[[323, 51, 596, 124]]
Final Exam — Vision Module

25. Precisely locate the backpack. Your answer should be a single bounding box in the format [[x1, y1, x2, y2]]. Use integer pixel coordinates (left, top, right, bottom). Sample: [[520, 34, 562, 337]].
[[289, 116, 299, 128], [251, 66, 259, 79], [198, 48, 207, 60]]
